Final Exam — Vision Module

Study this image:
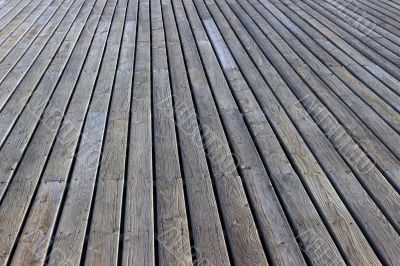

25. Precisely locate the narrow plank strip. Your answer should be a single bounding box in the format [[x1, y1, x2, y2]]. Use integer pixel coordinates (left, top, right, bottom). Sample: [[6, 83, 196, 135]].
[[323, 0, 400, 45], [82, 0, 132, 263], [354, 0, 400, 22], [268, 0, 400, 189], [0, 0, 108, 263], [0, 0, 66, 62], [285, 0, 400, 97], [245, 0, 400, 175], [151, 0, 192, 263], [250, 0, 400, 225], [0, 0, 48, 41], [0, 0, 26, 19], [307, 0, 400, 64], [121, 0, 154, 264], [222, 0, 400, 263], [180, 0, 306, 264], [7, 0, 112, 264], [193, 1, 365, 264], [45, 0, 121, 264], [0, 0, 32, 26], [0, 0, 87, 197], [0, 0, 17, 11], [84, 0, 139, 262], [257, 0, 400, 135], [0, 0, 55, 45], [165, 0, 271, 264], [206, 0, 397, 263], [0, 0, 80, 159], [161, 0, 232, 264], [254, 0, 400, 158], [0, 0, 80, 110]]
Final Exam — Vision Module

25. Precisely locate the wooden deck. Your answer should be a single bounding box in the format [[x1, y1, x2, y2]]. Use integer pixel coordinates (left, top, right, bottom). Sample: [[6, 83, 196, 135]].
[[0, 0, 399, 264]]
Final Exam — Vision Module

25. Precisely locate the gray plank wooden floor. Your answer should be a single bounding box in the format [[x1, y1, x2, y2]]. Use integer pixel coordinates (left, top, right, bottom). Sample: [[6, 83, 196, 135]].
[[0, 0, 399, 264]]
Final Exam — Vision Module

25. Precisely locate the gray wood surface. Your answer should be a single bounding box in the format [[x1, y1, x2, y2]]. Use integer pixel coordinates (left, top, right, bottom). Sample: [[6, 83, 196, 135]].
[[0, 0, 399, 264]]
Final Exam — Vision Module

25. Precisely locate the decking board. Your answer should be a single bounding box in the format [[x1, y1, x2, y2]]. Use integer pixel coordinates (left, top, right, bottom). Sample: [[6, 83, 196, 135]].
[[0, 0, 399, 265]]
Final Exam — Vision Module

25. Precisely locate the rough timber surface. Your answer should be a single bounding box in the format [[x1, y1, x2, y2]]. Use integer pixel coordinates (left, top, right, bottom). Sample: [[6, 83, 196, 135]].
[[0, 0, 399, 265]]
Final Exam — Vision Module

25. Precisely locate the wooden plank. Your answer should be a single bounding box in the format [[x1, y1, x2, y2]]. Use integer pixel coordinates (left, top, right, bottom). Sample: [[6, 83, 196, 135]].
[[253, 0, 400, 135], [268, 0, 400, 190], [7, 0, 112, 263], [193, 1, 365, 265], [309, 0, 400, 62], [324, 0, 400, 40], [0, 0, 109, 264], [0, 0, 59, 47], [249, 0, 400, 225], [43, 0, 121, 264], [83, 0, 139, 262], [322, 0, 400, 47], [285, 0, 400, 97], [354, 0, 400, 23], [161, 0, 232, 265], [0, 0, 88, 197], [0, 0, 66, 62], [0, 0, 48, 42], [207, 0, 400, 264], [0, 0, 399, 263], [82, 0, 132, 263], [253, 0, 398, 160], [247, 0, 400, 161], [0, 0, 24, 19], [0, 0, 80, 109], [0, 0, 16, 10], [363, 0, 400, 12], [121, 0, 154, 265], [151, 0, 193, 264], [0, 0, 32, 26], [222, 0, 400, 263], [0, 0, 81, 156], [369, 0, 400, 11], [174, 0, 271, 264], [179, 0, 308, 264]]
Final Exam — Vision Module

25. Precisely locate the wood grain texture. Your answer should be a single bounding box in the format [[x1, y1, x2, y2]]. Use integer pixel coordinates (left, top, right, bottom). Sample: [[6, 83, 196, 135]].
[[0, 0, 399, 264], [0, 0, 108, 264], [121, 0, 154, 264]]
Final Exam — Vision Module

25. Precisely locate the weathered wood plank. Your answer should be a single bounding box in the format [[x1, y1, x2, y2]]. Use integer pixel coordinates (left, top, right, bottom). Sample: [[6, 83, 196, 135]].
[[219, 0, 400, 263], [205, 0, 397, 264], [0, 0, 110, 264], [43, 0, 121, 264], [254, 0, 400, 135], [0, 0, 23, 14], [354, 0, 400, 23], [171, 0, 303, 264], [0, 0, 32, 27], [266, 0, 400, 190], [0, 0, 88, 198], [0, 0, 66, 62], [8, 0, 113, 263], [323, 0, 400, 43], [0, 0, 49, 43], [121, 0, 154, 264], [151, 0, 193, 263], [175, 0, 272, 264], [248, 0, 400, 227], [83, 0, 132, 263], [303, 0, 400, 71], [1, 0, 400, 264], [285, 0, 400, 97], [194, 2, 352, 265], [0, 0, 80, 108], [160, 0, 231, 265]]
